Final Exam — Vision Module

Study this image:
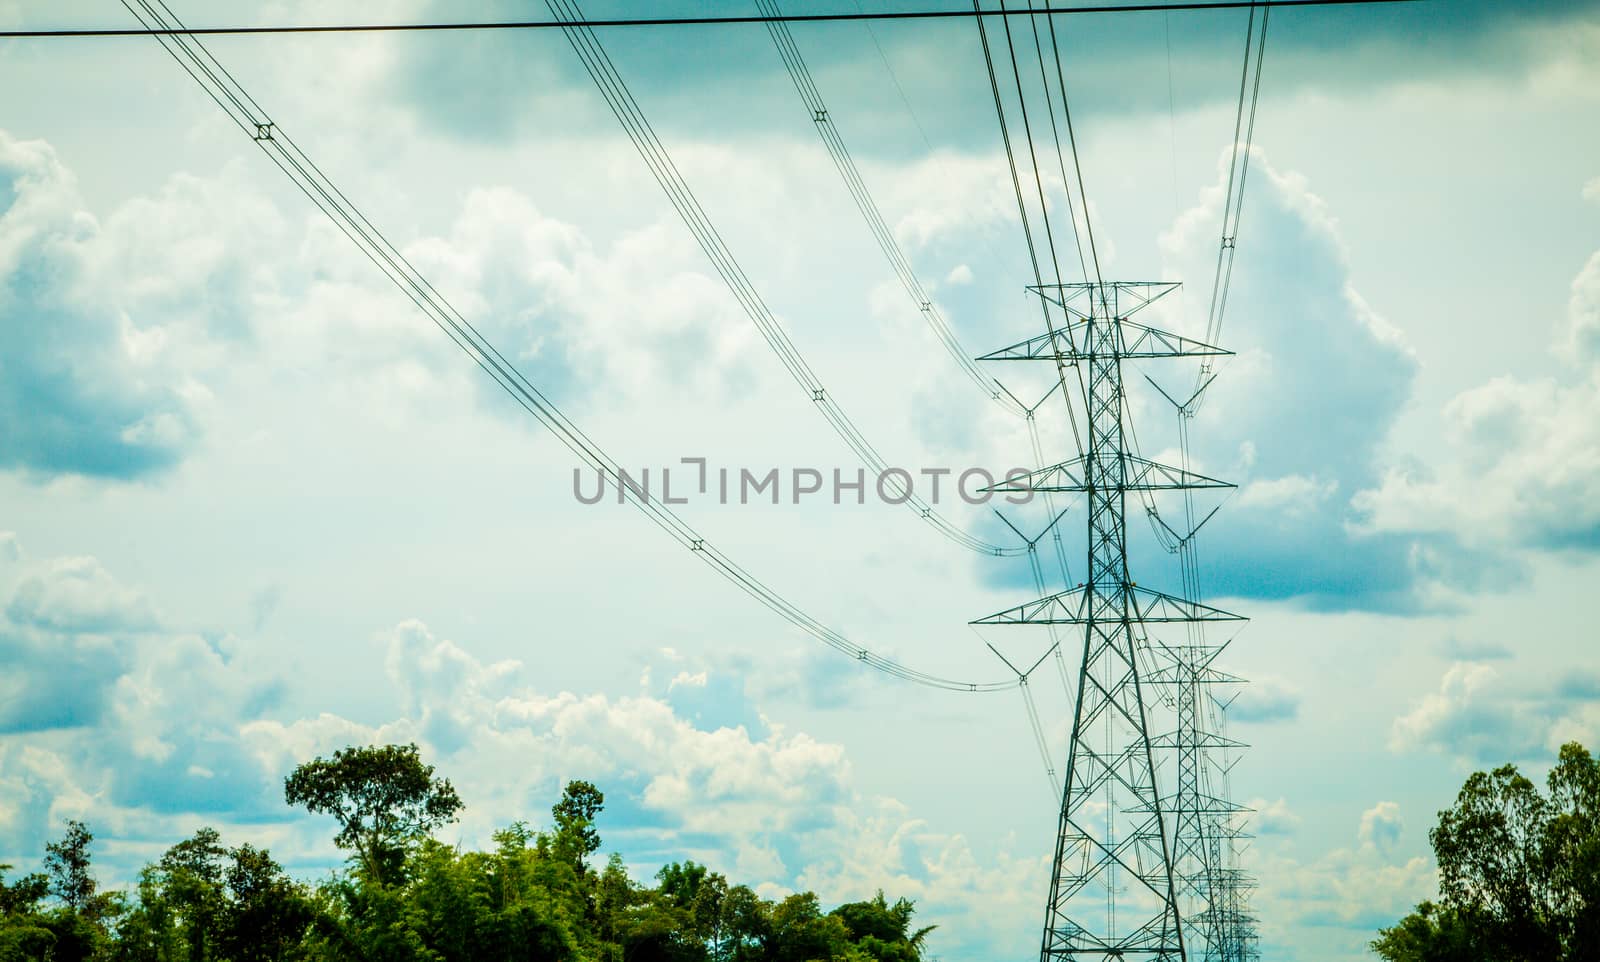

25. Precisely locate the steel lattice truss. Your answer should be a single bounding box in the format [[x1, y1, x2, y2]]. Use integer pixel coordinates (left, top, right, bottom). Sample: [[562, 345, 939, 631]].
[[974, 282, 1257, 961]]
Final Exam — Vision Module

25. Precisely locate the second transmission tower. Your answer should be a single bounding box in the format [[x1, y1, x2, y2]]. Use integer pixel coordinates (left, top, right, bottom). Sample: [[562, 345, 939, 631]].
[[974, 281, 1243, 960]]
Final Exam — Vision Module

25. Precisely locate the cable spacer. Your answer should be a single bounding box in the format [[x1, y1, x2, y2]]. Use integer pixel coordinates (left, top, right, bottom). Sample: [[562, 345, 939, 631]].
[[253, 122, 275, 141]]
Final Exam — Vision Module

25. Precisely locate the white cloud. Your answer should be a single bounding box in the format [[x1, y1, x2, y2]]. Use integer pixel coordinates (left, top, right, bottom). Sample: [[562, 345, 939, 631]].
[[1353, 244, 1600, 552], [1255, 841, 1433, 943], [0, 129, 200, 479], [1388, 663, 1600, 763], [6, 555, 157, 634], [0, 546, 1038, 960], [1153, 148, 1423, 604], [667, 670, 708, 690], [887, 152, 1023, 252], [1358, 801, 1403, 854], [1354, 368, 1600, 550], [1249, 796, 1302, 836], [0, 552, 157, 736], [1235, 474, 1339, 517], [1229, 675, 1301, 724], [1565, 248, 1600, 366]]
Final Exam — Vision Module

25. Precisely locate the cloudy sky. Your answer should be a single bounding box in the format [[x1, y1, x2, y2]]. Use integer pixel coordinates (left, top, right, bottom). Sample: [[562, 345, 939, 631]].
[[2, 1, 1598, 959]]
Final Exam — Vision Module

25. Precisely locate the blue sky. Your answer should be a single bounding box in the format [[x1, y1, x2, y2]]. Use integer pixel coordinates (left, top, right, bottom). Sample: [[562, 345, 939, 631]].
[[3, 1, 1600, 960]]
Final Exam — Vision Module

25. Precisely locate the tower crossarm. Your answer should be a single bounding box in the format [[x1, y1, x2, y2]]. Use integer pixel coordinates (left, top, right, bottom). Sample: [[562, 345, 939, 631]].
[[986, 453, 1235, 495], [978, 317, 1233, 363], [1142, 662, 1250, 688], [1148, 730, 1250, 753], [971, 585, 1246, 626]]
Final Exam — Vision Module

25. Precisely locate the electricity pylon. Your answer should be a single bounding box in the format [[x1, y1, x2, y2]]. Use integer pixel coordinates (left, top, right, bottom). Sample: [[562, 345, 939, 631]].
[[1147, 640, 1251, 961], [973, 282, 1243, 961]]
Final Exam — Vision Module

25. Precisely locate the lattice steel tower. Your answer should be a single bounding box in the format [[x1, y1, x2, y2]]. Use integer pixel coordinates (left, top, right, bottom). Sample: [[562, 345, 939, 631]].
[[974, 282, 1243, 961]]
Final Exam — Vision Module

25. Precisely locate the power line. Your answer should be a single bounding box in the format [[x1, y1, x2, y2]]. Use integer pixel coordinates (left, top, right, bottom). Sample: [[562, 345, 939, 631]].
[[544, 0, 1024, 557], [4, 0, 1420, 40], [753, 0, 1024, 419], [1206, 3, 1270, 349], [118, 0, 1021, 694]]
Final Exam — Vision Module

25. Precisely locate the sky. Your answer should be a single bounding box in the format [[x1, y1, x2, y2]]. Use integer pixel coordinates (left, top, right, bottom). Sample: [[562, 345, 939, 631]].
[[2, 1, 1599, 959]]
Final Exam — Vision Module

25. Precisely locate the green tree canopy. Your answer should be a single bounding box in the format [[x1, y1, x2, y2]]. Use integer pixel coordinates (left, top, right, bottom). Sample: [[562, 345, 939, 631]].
[[2, 748, 939, 962], [551, 780, 605, 866], [43, 820, 95, 913], [1374, 741, 1600, 962], [283, 742, 463, 885]]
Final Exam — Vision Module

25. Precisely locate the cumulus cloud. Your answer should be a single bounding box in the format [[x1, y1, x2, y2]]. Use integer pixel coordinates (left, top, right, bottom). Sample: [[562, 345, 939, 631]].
[[0, 551, 156, 734], [1358, 801, 1403, 855], [1355, 370, 1600, 551], [1255, 830, 1433, 944], [0, 547, 1037, 960], [1563, 248, 1600, 367], [6, 555, 158, 634], [0, 543, 281, 822], [0, 130, 200, 479], [1228, 675, 1301, 724], [887, 152, 1022, 253], [1234, 474, 1340, 518], [1389, 663, 1600, 763], [0, 128, 772, 489], [1150, 149, 1425, 607], [1249, 796, 1302, 836], [407, 190, 760, 406], [1353, 240, 1600, 552]]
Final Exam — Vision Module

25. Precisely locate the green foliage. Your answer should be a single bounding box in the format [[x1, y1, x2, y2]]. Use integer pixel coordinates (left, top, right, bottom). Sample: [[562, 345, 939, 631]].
[[1373, 741, 1600, 962], [1, 744, 939, 962], [0, 864, 55, 962], [829, 892, 934, 962], [550, 781, 604, 870], [284, 743, 464, 886], [45, 821, 97, 913]]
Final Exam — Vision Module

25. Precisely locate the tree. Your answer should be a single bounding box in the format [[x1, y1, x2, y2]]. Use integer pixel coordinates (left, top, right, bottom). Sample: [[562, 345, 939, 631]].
[[1374, 741, 1600, 962], [720, 885, 771, 962], [44, 820, 96, 912], [831, 891, 935, 962], [219, 843, 312, 962], [552, 780, 605, 865], [0, 865, 48, 917], [1369, 900, 1479, 962], [0, 864, 54, 961], [656, 861, 727, 947], [1, 768, 940, 962], [768, 892, 848, 962], [159, 826, 228, 962], [284, 742, 463, 885], [1544, 742, 1600, 957], [34, 821, 117, 962]]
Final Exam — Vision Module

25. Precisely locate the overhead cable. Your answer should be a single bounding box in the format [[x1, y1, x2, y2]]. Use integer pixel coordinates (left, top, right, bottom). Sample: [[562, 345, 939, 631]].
[[547, 0, 1025, 557], [7, 1, 1418, 39], [121, 0, 1020, 693], [754, 0, 1026, 420]]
